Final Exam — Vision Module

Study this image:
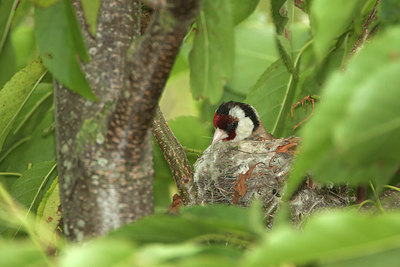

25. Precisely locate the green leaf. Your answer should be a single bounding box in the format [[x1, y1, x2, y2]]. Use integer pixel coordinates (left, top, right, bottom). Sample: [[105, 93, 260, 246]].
[[287, 27, 400, 197], [9, 161, 57, 214], [246, 59, 298, 137], [80, 0, 101, 37], [246, 211, 400, 266], [310, 0, 364, 61], [0, 58, 47, 151], [134, 243, 203, 266], [380, 0, 400, 28], [276, 34, 294, 73], [0, 35, 16, 88], [0, 0, 18, 53], [0, 106, 56, 180], [11, 24, 36, 69], [30, 0, 59, 8], [168, 116, 211, 159], [35, 177, 61, 236], [189, 0, 234, 104], [0, 240, 47, 267], [228, 15, 278, 95], [12, 83, 53, 135], [231, 0, 260, 25], [60, 239, 135, 267], [153, 141, 174, 212], [61, 239, 240, 267], [134, 243, 241, 267], [271, 0, 288, 34], [110, 205, 261, 244], [34, 0, 95, 100]]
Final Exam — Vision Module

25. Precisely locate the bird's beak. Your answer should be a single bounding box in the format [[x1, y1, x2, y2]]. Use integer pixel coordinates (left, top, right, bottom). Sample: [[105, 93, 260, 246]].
[[211, 128, 228, 145]]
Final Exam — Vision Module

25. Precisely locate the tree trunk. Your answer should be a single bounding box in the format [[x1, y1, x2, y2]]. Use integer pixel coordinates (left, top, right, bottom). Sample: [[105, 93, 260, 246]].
[[54, 0, 145, 241], [54, 0, 201, 241]]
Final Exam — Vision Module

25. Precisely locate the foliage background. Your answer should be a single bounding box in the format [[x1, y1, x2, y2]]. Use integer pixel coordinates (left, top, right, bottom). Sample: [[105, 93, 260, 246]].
[[0, 0, 400, 266]]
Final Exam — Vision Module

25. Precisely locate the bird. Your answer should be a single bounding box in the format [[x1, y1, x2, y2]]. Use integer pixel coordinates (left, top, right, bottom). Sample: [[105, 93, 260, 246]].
[[211, 101, 274, 145]]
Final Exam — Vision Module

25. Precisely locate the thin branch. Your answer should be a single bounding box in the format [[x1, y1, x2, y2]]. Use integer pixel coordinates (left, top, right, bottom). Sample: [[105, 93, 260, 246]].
[[152, 106, 197, 205], [350, 0, 380, 55]]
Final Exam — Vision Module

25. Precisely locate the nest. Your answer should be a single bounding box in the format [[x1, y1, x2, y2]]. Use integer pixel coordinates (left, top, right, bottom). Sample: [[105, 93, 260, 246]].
[[194, 137, 353, 227]]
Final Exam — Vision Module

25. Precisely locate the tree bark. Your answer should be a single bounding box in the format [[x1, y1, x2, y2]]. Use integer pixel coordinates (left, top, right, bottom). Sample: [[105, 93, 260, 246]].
[[54, 0, 201, 241]]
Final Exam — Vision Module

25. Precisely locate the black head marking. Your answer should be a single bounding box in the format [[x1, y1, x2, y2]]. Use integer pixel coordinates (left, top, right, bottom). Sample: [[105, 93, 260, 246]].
[[215, 101, 260, 132]]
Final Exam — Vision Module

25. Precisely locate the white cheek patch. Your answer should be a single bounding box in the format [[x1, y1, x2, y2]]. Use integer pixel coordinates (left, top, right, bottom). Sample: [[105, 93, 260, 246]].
[[229, 106, 245, 120], [233, 117, 254, 141], [229, 106, 254, 141]]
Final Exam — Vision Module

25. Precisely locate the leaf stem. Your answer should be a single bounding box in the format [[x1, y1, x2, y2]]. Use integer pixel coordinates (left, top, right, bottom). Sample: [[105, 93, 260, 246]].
[[384, 185, 400, 192], [0, 172, 22, 177], [370, 181, 385, 214], [182, 146, 203, 155]]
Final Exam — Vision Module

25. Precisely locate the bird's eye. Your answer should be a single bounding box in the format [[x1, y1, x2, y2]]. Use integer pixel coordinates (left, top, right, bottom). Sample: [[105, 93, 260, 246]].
[[227, 121, 238, 132]]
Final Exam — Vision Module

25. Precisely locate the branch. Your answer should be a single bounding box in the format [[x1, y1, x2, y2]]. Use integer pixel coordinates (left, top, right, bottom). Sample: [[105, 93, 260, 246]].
[[105, 0, 202, 162], [350, 0, 380, 56], [152, 107, 197, 204]]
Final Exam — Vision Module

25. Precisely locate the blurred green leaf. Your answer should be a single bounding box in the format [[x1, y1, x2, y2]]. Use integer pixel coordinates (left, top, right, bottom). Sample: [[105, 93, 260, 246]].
[[111, 205, 261, 245], [189, 0, 234, 104], [30, 0, 59, 8], [0, 240, 47, 266], [246, 211, 400, 266], [323, 247, 400, 267], [168, 116, 212, 164], [0, 58, 46, 151], [61, 239, 241, 267], [0, 36, 16, 88], [310, 0, 364, 61], [246, 59, 298, 137], [60, 239, 135, 267], [380, 0, 400, 28], [168, 43, 190, 78], [9, 161, 57, 214], [11, 0, 33, 28], [231, 0, 259, 25], [134, 243, 203, 266], [34, 0, 95, 99], [11, 24, 37, 69], [153, 141, 174, 212], [288, 27, 400, 197], [228, 15, 278, 95], [0, 0, 18, 53], [271, 0, 288, 34], [294, 0, 310, 13], [160, 70, 197, 119], [80, 0, 100, 36], [135, 243, 241, 267]]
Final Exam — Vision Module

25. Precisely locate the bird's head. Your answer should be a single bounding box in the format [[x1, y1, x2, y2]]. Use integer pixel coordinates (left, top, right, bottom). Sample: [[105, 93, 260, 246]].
[[211, 101, 262, 145]]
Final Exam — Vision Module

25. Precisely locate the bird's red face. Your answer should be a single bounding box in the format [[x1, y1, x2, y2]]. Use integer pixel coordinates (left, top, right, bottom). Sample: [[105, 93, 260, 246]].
[[213, 113, 238, 141], [211, 101, 271, 145]]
